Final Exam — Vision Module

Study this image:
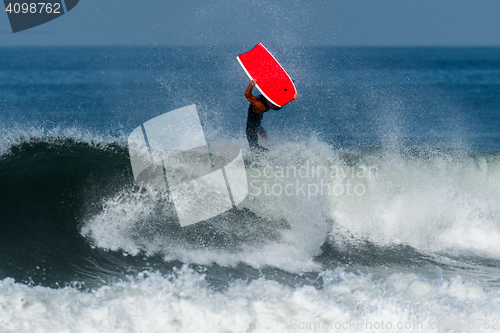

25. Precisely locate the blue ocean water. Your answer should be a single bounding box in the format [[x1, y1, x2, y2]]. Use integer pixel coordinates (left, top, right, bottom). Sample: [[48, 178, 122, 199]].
[[2, 46, 500, 332]]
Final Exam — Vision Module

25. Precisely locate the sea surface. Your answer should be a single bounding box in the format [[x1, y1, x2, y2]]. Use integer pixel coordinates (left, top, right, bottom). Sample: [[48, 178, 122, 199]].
[[2, 46, 500, 332]]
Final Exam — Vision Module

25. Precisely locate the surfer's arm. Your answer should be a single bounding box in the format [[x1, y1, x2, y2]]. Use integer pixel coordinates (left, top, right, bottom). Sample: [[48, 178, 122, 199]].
[[245, 80, 267, 113]]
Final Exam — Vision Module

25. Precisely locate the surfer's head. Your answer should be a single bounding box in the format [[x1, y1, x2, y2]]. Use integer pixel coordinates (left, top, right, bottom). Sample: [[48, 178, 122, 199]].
[[264, 98, 281, 111]]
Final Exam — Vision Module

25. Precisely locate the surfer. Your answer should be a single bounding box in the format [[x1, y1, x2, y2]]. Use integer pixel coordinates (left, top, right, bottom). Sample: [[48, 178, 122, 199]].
[[245, 79, 297, 152]]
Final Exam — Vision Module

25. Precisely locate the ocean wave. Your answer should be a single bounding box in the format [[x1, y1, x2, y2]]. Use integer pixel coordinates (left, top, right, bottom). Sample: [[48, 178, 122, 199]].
[[1, 265, 499, 333], [2, 135, 500, 278], [81, 136, 500, 271]]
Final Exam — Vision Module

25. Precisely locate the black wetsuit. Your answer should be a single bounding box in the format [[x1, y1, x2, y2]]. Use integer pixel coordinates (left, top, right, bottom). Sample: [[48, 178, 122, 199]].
[[246, 95, 269, 151]]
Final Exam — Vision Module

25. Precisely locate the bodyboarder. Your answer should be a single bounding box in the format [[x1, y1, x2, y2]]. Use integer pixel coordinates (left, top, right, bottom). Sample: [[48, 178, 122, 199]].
[[245, 79, 298, 152]]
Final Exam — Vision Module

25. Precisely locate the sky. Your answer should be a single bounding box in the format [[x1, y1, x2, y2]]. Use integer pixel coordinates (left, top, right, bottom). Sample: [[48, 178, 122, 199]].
[[1, 0, 500, 47]]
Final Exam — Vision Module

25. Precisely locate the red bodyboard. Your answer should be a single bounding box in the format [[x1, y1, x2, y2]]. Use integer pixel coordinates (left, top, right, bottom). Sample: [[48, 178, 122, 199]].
[[237, 44, 297, 108]]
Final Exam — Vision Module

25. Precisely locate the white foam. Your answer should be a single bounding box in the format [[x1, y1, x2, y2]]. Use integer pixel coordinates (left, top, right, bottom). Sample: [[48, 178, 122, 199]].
[[81, 138, 500, 271], [1, 266, 499, 333], [81, 188, 323, 273], [325, 148, 500, 259]]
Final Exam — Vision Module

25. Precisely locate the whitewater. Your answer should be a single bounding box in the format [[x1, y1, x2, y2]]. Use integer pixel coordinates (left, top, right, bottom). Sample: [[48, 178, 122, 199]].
[[2, 46, 500, 332]]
